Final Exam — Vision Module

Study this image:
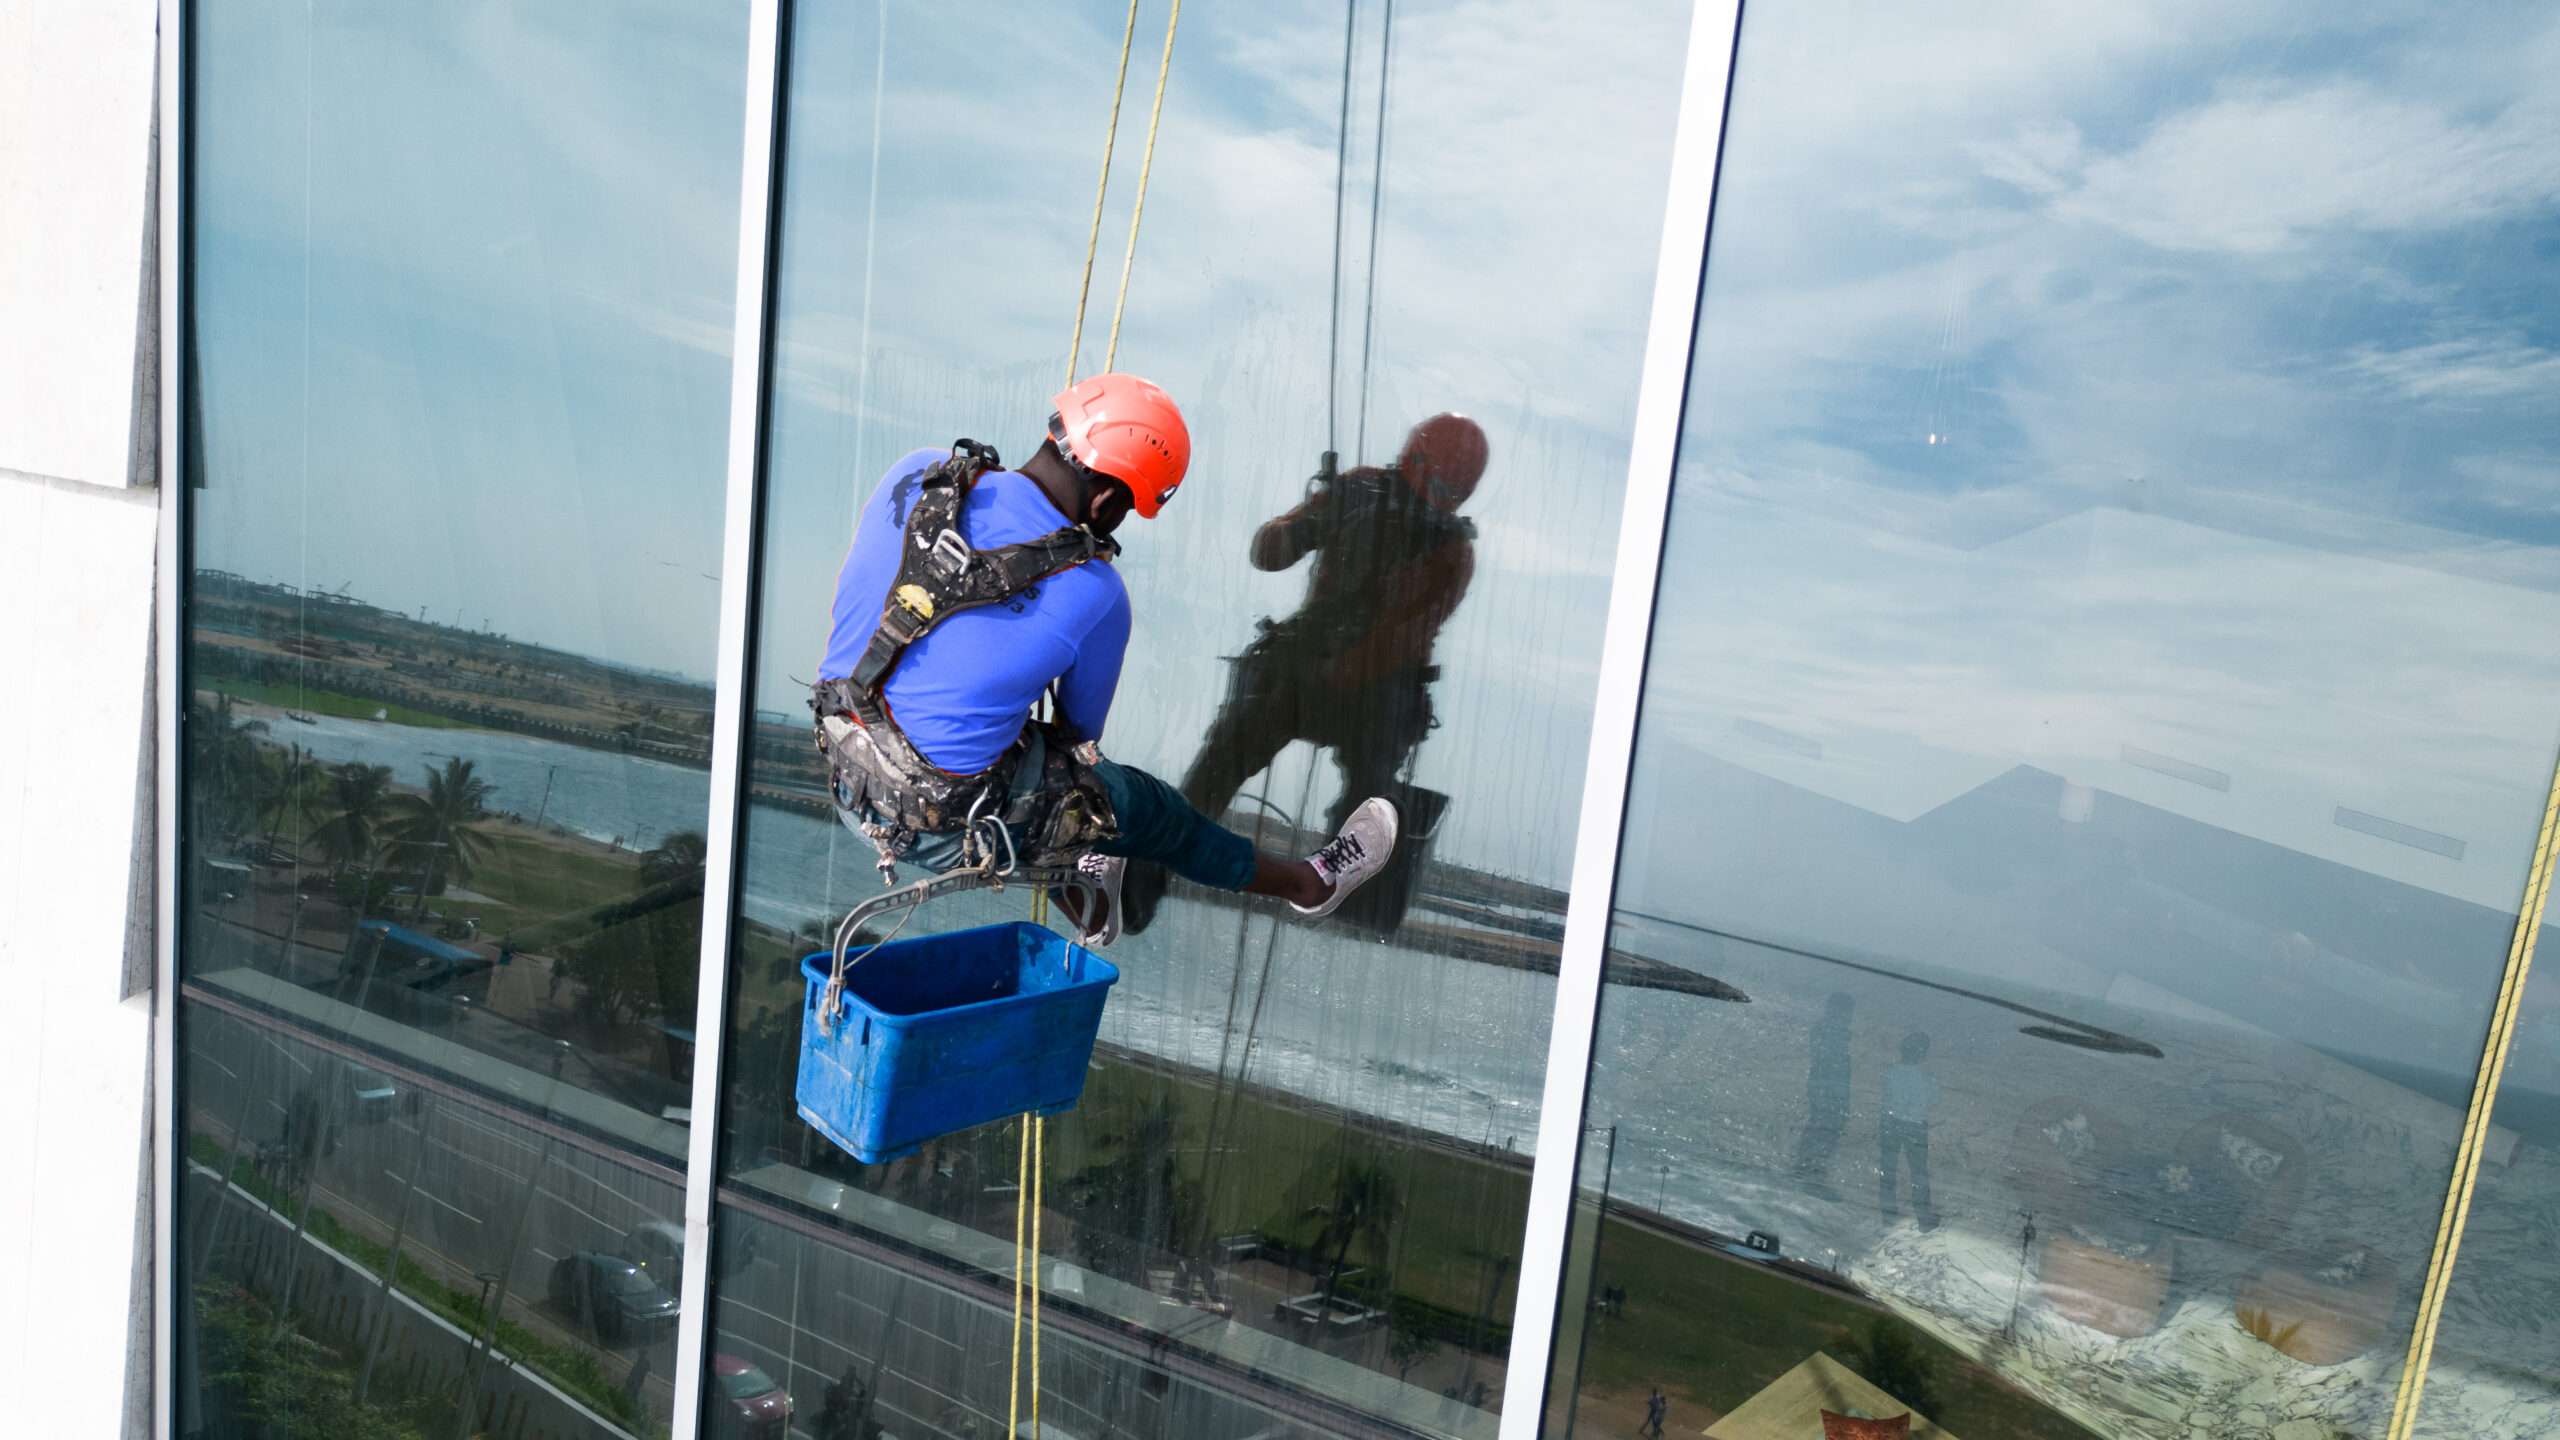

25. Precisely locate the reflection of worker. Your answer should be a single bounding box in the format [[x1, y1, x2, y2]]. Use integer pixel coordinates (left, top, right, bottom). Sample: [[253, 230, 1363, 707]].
[[811, 373, 1400, 944], [1879, 1029, 1938, 1229], [1123, 414, 1484, 934], [1793, 992, 1854, 1197]]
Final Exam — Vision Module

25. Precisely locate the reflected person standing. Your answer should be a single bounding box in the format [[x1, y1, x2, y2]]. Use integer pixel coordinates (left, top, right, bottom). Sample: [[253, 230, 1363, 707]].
[[1879, 1029, 1938, 1230], [1793, 992, 1855, 1197]]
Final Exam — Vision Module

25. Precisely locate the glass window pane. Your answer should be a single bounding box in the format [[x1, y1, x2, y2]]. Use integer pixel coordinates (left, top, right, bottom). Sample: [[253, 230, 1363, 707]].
[[705, 1, 1691, 1433], [1557, 6, 2560, 1439], [175, 4, 745, 1434]]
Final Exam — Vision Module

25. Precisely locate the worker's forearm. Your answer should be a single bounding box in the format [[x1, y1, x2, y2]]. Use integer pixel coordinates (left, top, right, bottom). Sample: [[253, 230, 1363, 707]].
[[1249, 518, 1309, 571]]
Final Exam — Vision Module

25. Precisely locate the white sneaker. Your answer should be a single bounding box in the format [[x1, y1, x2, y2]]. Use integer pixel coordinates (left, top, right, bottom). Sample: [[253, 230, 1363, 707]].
[[1064, 851, 1125, 947], [1291, 797, 1401, 919]]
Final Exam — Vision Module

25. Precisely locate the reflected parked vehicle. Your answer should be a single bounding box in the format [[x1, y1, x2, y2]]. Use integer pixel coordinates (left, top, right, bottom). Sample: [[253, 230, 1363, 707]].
[[547, 1251, 678, 1344], [621, 1218, 684, 1281], [708, 1355, 791, 1439]]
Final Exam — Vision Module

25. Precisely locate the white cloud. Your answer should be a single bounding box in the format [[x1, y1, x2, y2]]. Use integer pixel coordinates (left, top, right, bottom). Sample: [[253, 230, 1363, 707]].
[[2053, 81, 2560, 254], [2346, 337, 2560, 405], [2450, 452, 2560, 515]]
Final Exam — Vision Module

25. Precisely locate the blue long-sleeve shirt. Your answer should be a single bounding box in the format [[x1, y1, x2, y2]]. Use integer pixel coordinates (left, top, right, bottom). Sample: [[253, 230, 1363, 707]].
[[821, 449, 1130, 773]]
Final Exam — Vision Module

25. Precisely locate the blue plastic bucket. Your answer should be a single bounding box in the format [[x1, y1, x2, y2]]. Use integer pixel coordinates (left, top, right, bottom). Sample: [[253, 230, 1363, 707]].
[[795, 922, 1120, 1165]]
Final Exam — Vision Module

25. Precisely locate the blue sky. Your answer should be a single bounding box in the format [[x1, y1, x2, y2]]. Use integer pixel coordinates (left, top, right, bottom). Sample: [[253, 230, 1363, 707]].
[[188, 0, 1695, 891], [1620, 1, 2560, 1073], [189, 0, 745, 676], [185, 1, 2560, 923]]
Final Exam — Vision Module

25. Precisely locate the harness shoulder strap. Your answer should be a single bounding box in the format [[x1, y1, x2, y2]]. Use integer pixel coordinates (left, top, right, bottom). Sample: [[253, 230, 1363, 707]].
[[844, 439, 1119, 709]]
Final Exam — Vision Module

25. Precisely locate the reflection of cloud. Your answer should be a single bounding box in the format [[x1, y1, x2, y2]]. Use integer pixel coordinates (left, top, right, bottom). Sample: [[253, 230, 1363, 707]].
[[190, 0, 746, 678], [2450, 453, 2560, 515], [2346, 337, 2560, 404], [1644, 479, 2560, 911], [2052, 82, 2560, 254]]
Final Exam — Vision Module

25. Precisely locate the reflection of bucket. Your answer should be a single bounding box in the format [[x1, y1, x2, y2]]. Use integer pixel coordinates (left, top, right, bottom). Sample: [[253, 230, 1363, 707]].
[[2037, 1230, 2171, 1338], [794, 923, 1118, 1165], [1336, 783, 1450, 937], [2234, 1243, 2398, 1366]]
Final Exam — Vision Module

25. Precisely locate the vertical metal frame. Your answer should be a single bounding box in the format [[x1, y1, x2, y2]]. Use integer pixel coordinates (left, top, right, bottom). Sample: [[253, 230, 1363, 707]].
[[670, 0, 787, 1432], [1493, 1, 1743, 1432], [152, 0, 187, 1436]]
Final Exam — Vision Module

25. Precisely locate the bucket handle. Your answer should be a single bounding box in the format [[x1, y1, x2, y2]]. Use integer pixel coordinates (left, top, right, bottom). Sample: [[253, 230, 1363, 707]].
[[813, 854, 1109, 1035]]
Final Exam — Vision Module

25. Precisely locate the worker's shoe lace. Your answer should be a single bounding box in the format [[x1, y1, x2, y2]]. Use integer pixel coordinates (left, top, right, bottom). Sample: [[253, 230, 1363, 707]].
[[1292, 797, 1402, 920]]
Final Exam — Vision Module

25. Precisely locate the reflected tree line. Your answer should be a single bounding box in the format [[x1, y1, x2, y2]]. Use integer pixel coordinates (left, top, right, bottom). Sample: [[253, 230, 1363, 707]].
[[189, 694, 502, 924], [183, 686, 718, 1435]]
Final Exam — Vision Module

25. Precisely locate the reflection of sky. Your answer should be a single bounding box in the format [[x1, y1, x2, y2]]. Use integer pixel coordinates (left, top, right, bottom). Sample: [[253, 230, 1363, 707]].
[[189, 0, 1703, 882], [188, 1, 745, 677], [745, 0, 1691, 879], [1628, 3, 2560, 937]]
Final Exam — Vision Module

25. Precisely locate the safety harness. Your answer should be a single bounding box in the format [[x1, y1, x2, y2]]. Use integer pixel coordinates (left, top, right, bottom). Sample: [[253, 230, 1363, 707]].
[[811, 440, 1123, 875]]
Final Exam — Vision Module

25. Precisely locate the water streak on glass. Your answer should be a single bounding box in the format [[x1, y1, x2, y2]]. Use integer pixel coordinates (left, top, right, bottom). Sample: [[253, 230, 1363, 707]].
[[173, 4, 745, 1434], [705, 1, 1690, 1434]]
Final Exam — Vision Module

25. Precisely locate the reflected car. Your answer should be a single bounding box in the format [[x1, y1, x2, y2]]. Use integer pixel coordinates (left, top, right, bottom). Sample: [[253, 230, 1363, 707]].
[[547, 1251, 678, 1343], [621, 1218, 684, 1280], [708, 1355, 791, 1439]]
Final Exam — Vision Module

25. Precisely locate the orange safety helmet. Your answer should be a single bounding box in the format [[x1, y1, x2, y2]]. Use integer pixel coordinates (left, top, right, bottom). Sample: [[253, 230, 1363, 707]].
[[1049, 372, 1193, 519], [1398, 412, 1489, 512]]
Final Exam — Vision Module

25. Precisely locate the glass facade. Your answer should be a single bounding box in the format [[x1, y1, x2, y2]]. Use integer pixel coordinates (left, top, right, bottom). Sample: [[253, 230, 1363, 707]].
[[173, 2, 744, 1435], [701, 2, 1690, 1435], [161, 3, 2560, 1439], [1552, 5, 2560, 1439]]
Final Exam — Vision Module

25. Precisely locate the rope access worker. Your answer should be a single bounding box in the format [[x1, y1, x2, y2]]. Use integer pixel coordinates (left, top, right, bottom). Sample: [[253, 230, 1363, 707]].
[[1121, 413, 1485, 935], [810, 372, 1401, 946]]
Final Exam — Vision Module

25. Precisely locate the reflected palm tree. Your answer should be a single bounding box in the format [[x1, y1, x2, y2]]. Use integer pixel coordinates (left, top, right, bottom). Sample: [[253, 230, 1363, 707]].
[[386, 756, 495, 916], [639, 829, 707, 888], [1309, 1151, 1402, 1318], [186, 693, 267, 847], [252, 742, 323, 864], [307, 761, 395, 881]]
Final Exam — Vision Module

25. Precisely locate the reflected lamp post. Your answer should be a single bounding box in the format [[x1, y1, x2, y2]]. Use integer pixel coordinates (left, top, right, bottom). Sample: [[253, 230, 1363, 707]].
[[449, 1038, 571, 1440]]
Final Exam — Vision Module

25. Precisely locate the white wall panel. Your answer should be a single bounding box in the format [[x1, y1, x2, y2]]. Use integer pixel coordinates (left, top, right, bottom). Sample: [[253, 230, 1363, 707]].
[[0, 0, 162, 490]]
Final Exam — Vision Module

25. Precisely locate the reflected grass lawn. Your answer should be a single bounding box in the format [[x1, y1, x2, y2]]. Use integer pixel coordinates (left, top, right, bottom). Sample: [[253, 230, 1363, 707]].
[[464, 828, 643, 918], [209, 676, 473, 729]]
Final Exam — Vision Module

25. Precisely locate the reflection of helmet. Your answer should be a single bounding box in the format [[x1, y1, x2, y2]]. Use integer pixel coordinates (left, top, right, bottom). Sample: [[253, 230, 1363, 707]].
[[1397, 412, 1489, 511], [1049, 372, 1192, 519]]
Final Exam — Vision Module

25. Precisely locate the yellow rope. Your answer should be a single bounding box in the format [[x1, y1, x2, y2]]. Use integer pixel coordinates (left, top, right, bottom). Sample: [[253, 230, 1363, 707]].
[[1008, 1113, 1030, 1437], [1103, 0, 1184, 373], [1033, 1115, 1046, 1436], [1064, 0, 1143, 390], [2386, 743, 2560, 1438], [1009, 12, 1185, 1432]]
